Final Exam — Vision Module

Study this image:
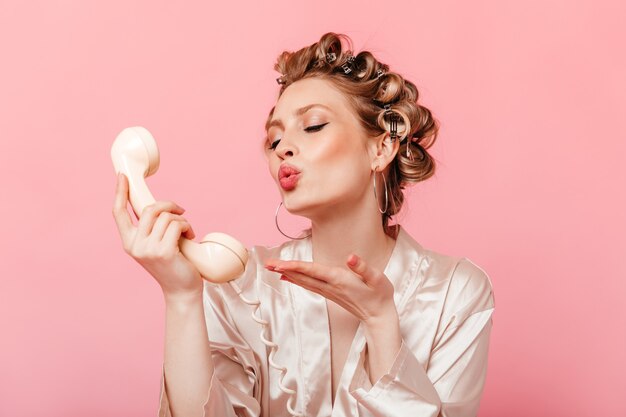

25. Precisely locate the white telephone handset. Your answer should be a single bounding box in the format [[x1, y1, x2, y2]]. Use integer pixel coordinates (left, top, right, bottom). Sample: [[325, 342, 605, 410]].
[[111, 126, 248, 282], [111, 126, 302, 416]]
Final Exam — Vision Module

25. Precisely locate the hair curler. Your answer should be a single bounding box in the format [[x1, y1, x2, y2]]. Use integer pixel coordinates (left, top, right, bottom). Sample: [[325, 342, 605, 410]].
[[111, 126, 302, 416]]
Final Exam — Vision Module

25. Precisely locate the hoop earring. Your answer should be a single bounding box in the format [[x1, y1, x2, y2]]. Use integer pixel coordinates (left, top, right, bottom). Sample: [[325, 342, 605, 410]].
[[275, 201, 312, 240], [373, 168, 389, 214]]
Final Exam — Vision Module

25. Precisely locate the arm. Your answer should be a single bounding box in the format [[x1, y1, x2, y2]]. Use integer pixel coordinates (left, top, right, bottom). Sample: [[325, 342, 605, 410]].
[[159, 291, 214, 417], [361, 305, 403, 386], [348, 258, 496, 417], [111, 172, 258, 416], [350, 310, 493, 417], [158, 281, 262, 417]]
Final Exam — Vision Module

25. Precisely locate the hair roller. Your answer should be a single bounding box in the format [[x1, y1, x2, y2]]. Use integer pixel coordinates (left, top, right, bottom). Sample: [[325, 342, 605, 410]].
[[376, 106, 411, 142]]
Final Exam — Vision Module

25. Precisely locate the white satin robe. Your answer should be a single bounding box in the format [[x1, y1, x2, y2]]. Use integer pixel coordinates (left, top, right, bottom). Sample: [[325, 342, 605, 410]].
[[157, 224, 495, 417]]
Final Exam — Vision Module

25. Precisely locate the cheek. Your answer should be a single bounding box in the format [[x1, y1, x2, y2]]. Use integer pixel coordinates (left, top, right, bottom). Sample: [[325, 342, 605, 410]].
[[313, 131, 355, 164], [313, 138, 368, 190]]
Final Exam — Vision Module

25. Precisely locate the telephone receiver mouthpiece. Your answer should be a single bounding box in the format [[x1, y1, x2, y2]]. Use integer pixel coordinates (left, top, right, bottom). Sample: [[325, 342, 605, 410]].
[[111, 126, 248, 283]]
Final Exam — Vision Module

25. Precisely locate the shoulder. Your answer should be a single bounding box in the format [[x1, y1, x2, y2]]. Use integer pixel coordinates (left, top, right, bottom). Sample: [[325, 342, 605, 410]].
[[394, 226, 495, 312], [437, 255, 495, 330], [407, 237, 495, 326], [412, 237, 494, 306], [449, 257, 495, 306]]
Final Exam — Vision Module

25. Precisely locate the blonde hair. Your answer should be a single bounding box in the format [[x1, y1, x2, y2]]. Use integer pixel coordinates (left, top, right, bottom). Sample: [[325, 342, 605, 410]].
[[266, 32, 439, 238]]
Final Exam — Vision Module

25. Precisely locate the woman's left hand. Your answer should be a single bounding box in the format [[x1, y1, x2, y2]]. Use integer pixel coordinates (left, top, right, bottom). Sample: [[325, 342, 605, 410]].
[[264, 254, 397, 325]]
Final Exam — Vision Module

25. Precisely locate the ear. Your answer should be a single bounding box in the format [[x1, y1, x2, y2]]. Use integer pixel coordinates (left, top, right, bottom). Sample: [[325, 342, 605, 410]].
[[368, 131, 400, 172]]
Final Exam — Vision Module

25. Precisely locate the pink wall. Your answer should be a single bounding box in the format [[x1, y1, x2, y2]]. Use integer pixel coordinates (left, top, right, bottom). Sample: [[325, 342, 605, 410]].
[[1, 1, 624, 416]]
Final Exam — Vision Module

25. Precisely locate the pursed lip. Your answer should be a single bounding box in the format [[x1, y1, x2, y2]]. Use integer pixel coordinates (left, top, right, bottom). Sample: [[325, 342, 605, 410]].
[[278, 163, 301, 181]]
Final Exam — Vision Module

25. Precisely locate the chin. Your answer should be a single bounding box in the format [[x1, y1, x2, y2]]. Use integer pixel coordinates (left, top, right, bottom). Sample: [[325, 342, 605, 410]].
[[285, 195, 339, 222], [282, 195, 308, 214]]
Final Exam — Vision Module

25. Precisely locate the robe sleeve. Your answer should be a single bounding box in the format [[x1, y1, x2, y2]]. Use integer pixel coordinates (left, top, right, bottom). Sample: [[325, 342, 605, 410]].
[[157, 255, 263, 417], [347, 257, 495, 417]]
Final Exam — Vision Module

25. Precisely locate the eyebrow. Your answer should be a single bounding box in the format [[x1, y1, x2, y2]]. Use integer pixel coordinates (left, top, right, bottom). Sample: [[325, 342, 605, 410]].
[[265, 103, 333, 132]]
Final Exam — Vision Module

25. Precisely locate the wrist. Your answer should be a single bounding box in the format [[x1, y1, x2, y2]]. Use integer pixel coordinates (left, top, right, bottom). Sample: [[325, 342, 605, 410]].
[[363, 302, 399, 330], [164, 289, 204, 310]]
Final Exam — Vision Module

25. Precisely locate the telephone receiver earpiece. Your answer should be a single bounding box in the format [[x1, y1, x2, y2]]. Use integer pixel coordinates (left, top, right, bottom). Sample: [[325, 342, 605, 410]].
[[111, 126, 248, 283]]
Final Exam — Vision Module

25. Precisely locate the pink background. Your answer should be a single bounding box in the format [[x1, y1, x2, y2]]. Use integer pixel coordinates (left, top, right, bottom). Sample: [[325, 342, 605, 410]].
[[1, 1, 624, 416]]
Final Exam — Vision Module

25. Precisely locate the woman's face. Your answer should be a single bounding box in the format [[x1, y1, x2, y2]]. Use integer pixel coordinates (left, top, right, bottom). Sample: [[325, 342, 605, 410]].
[[264, 77, 378, 220]]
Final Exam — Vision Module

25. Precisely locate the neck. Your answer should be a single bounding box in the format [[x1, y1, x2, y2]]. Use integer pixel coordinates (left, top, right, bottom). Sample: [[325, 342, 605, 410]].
[[308, 198, 397, 273]]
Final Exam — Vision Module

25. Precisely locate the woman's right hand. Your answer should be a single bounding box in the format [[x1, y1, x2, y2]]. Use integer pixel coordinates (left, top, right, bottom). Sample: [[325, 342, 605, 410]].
[[112, 172, 204, 299]]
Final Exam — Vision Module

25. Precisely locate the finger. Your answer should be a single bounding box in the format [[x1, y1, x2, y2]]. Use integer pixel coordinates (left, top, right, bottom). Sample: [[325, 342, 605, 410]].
[[280, 274, 330, 297], [112, 173, 135, 240], [161, 219, 193, 250], [136, 201, 186, 238], [150, 212, 196, 242], [270, 260, 338, 285], [346, 254, 381, 286], [281, 274, 351, 312], [279, 271, 327, 292]]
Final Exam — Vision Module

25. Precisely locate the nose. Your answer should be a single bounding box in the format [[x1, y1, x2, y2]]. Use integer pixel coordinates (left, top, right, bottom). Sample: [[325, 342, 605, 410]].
[[275, 136, 295, 159]]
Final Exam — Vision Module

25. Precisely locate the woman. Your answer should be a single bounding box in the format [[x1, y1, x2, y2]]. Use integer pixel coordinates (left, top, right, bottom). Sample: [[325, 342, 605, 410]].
[[112, 32, 495, 417]]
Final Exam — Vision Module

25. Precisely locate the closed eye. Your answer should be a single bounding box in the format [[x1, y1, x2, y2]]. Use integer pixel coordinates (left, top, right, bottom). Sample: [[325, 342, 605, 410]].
[[267, 123, 329, 150], [304, 122, 329, 132]]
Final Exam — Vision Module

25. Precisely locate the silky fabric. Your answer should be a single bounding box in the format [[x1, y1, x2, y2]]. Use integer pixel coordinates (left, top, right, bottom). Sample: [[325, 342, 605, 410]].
[[157, 224, 495, 417]]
